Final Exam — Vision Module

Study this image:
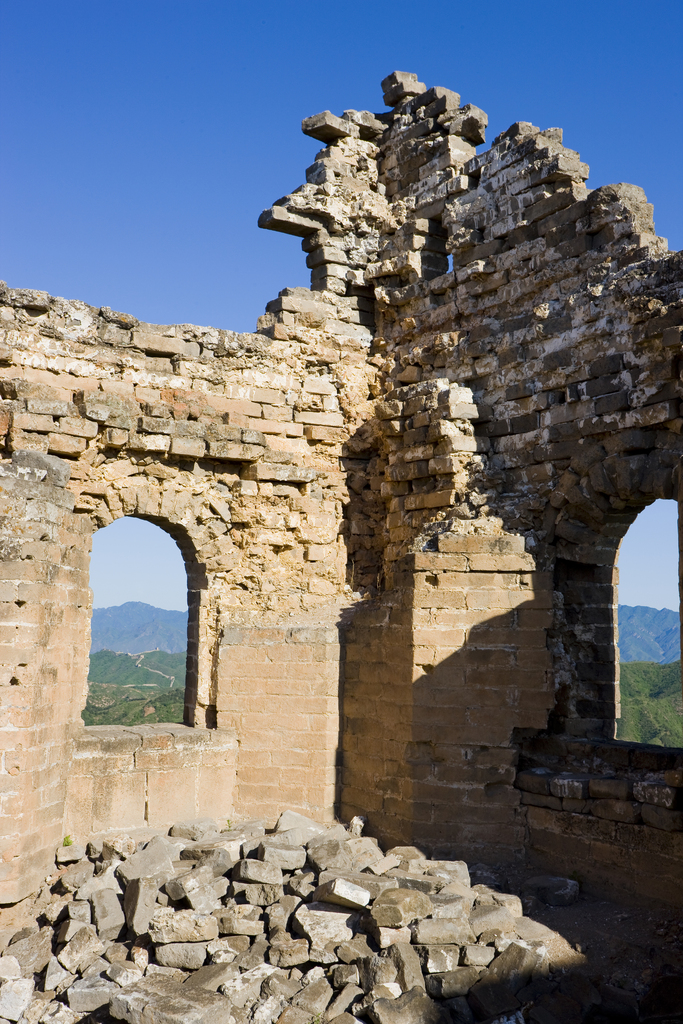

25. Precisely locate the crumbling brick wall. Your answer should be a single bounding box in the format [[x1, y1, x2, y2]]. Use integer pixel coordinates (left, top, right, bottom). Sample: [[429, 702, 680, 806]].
[[2, 69, 683, 904]]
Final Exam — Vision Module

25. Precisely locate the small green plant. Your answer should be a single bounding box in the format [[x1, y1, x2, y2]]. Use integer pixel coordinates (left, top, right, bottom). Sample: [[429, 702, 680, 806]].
[[225, 819, 232, 829], [62, 835, 73, 847]]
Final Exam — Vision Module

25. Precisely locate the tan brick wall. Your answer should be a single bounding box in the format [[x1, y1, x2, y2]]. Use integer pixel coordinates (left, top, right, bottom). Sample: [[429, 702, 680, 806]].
[[341, 534, 554, 862]]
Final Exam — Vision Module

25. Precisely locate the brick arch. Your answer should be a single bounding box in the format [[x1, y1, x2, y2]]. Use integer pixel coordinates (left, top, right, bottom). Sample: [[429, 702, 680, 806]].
[[547, 449, 681, 740], [79, 471, 222, 727]]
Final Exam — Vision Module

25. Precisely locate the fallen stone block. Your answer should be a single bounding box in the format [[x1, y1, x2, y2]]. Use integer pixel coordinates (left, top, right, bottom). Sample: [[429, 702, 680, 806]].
[[0, 958, 20, 981], [6, 928, 52, 977], [219, 962, 277, 1008], [106, 963, 144, 988], [313, 877, 371, 910], [521, 876, 579, 907], [90, 889, 126, 941], [148, 909, 219, 944], [414, 944, 461, 974], [292, 902, 356, 945], [169, 820, 220, 842], [469, 905, 516, 937], [117, 837, 175, 888], [257, 842, 306, 872], [57, 925, 105, 974], [0, 978, 34, 1022], [154, 943, 208, 970], [425, 968, 481, 999], [110, 974, 228, 1024], [66, 975, 118, 1012], [212, 904, 264, 936], [124, 876, 159, 936], [366, 985, 449, 1024], [371, 889, 432, 928], [268, 938, 310, 968], [468, 942, 542, 1019], [410, 918, 475, 945], [386, 943, 424, 992], [56, 844, 87, 865], [291, 976, 333, 1015], [233, 860, 283, 885]]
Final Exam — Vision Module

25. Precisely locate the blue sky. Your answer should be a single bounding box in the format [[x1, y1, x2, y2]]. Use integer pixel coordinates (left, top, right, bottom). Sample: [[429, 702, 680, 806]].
[[2, 1, 682, 613]]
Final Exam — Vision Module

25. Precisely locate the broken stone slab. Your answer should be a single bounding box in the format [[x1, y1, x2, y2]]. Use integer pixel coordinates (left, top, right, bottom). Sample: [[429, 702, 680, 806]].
[[124, 877, 159, 936], [326, 983, 363, 1019], [276, 806, 327, 839], [166, 865, 215, 901], [291, 976, 334, 1015], [357, 955, 398, 994], [521, 876, 579, 907], [317, 869, 398, 901], [428, 894, 472, 920], [55, 845, 87, 865], [77, 863, 123, 900], [469, 904, 516, 937], [367, 985, 448, 1024], [410, 918, 476, 945], [312, 878, 371, 910], [57, 861, 95, 893], [381, 72, 427, 108], [301, 112, 360, 144], [231, 882, 283, 906], [219, 962, 278, 1008], [461, 945, 495, 967], [183, 963, 240, 993], [154, 943, 208, 970], [169, 820, 220, 842], [232, 860, 283, 886], [268, 938, 310, 969], [386, 943, 424, 992], [424, 861, 470, 887], [292, 902, 357, 945], [102, 835, 137, 861], [365, 922, 412, 949], [44, 956, 74, 993], [0, 959, 19, 982], [106, 963, 144, 988], [425, 968, 481, 999], [467, 942, 543, 1019], [212, 905, 264, 936], [148, 909, 219, 944], [90, 889, 126, 941], [57, 925, 105, 975], [257, 842, 306, 872], [385, 872, 443, 895], [117, 837, 175, 888], [371, 889, 432, 928], [414, 944, 461, 974], [0, 979, 34, 1022], [66, 976, 118, 1012], [110, 975, 228, 1024], [306, 836, 352, 873]]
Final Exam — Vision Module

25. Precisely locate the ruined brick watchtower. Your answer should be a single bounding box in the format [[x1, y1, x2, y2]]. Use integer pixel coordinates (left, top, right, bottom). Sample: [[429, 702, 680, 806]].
[[1, 71, 682, 906]]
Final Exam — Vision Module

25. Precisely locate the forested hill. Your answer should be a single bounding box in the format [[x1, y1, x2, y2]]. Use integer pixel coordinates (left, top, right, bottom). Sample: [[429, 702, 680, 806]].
[[91, 602, 188, 654], [618, 605, 680, 663]]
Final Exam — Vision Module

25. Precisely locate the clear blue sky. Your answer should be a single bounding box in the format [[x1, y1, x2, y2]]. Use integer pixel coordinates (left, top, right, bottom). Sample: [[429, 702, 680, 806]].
[[1, 0, 681, 334], [3, 2, 681, 613], [618, 500, 679, 612]]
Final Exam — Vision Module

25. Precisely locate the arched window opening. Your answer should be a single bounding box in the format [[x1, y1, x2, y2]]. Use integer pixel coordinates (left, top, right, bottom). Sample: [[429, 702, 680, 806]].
[[616, 499, 682, 747], [83, 517, 189, 727]]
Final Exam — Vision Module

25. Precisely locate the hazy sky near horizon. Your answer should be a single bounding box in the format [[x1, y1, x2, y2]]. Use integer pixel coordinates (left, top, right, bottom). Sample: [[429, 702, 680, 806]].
[[3, 1, 682, 613]]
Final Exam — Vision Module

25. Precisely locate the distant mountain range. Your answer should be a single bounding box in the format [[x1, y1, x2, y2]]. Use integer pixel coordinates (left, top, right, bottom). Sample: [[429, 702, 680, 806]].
[[91, 602, 188, 654], [618, 605, 680, 663]]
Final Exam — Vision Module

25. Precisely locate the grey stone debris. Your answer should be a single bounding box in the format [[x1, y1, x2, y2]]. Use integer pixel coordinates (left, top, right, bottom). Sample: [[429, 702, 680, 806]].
[[0, 979, 34, 1022], [1, 804, 661, 1024], [521, 876, 580, 907]]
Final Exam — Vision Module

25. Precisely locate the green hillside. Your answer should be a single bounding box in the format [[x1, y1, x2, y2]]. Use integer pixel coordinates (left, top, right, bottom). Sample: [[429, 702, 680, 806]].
[[618, 660, 683, 747], [82, 650, 186, 726]]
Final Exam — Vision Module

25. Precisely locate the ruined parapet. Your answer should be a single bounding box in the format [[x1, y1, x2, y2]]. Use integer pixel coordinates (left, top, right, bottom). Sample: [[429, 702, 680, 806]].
[[2, 71, 683, 905]]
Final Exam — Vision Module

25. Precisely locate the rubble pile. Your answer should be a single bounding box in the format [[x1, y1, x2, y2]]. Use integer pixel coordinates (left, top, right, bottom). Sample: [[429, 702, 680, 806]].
[[1, 812, 675, 1024]]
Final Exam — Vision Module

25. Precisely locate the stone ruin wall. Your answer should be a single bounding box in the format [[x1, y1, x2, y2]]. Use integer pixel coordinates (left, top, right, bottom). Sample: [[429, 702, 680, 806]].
[[1, 70, 683, 907]]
